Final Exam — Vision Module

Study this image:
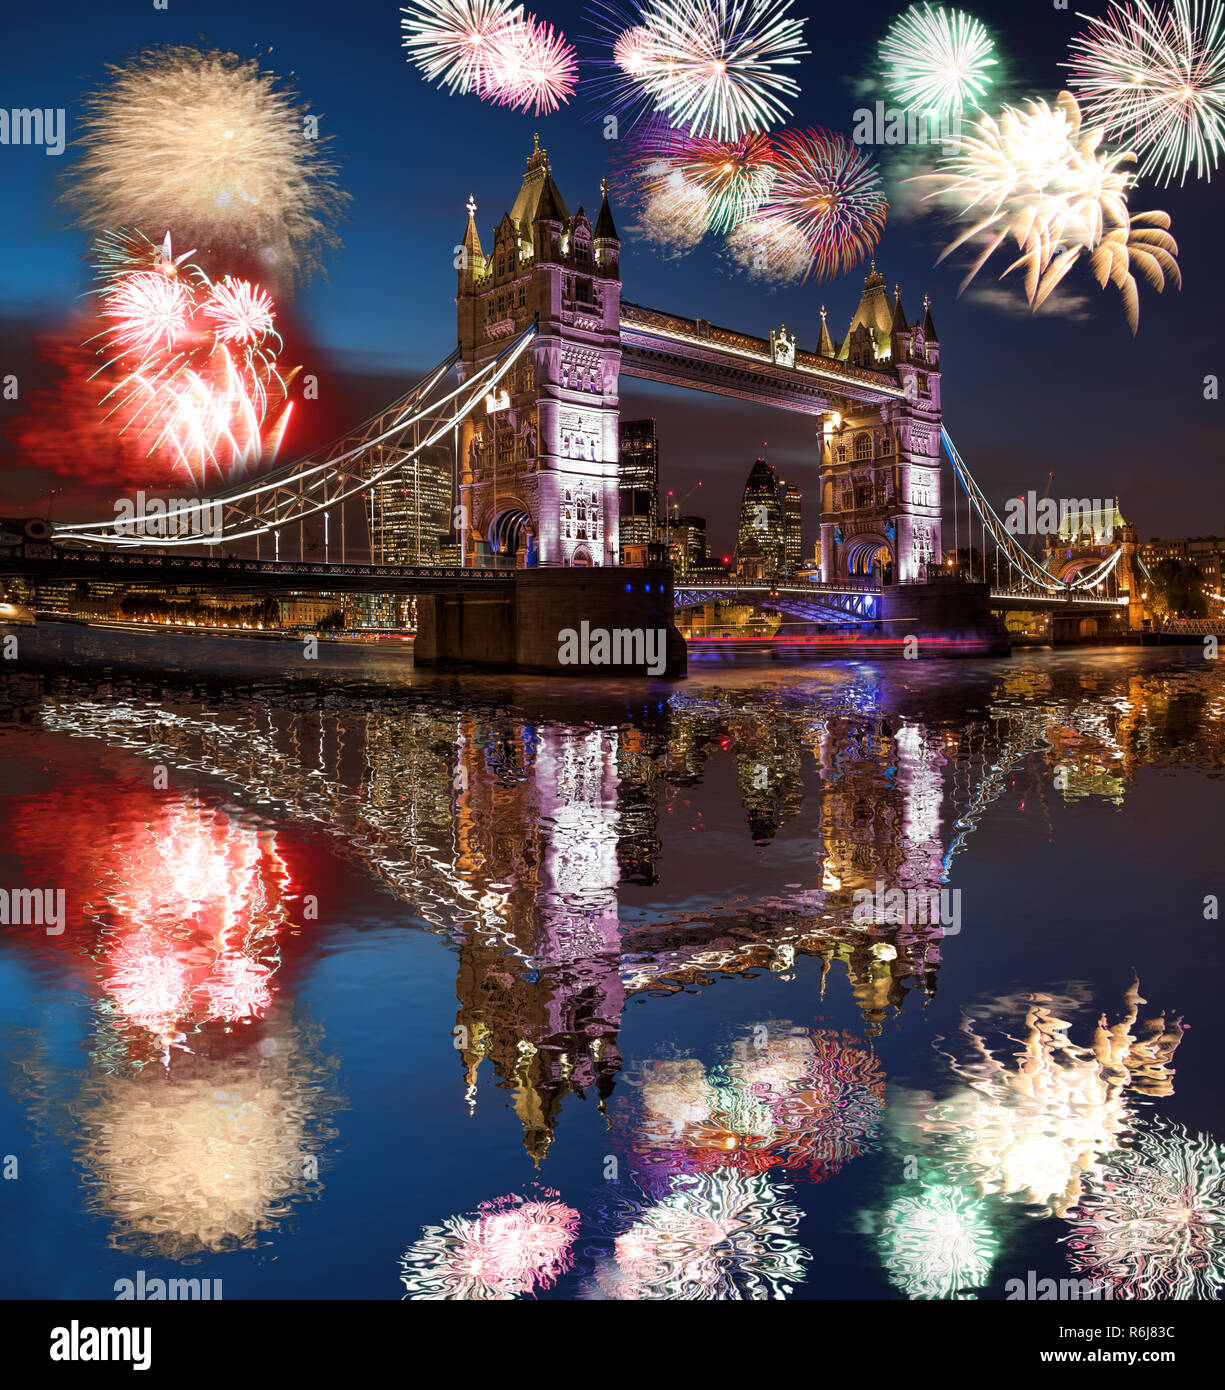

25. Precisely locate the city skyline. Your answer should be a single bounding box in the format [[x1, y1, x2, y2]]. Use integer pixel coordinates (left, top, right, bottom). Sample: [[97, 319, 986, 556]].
[[1, 0, 1222, 557]]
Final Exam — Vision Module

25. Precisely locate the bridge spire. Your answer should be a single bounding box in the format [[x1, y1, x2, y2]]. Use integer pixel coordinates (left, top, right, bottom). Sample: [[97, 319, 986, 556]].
[[816, 303, 835, 358]]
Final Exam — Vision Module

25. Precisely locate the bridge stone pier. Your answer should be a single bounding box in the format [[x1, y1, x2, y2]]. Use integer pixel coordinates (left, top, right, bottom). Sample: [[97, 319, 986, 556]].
[[414, 566, 687, 676]]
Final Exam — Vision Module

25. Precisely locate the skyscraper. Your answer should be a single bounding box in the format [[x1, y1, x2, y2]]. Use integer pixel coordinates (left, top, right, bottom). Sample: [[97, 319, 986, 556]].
[[618, 418, 659, 564], [736, 457, 784, 579], [362, 443, 455, 564], [779, 480, 802, 575]]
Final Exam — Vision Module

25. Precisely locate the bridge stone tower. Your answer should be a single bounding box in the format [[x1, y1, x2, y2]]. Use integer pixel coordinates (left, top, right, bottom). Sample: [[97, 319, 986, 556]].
[[456, 137, 622, 567], [818, 269, 943, 584]]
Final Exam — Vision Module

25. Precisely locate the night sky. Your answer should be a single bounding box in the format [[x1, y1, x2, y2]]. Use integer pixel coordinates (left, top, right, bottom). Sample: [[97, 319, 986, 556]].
[[2, 0, 1223, 555]]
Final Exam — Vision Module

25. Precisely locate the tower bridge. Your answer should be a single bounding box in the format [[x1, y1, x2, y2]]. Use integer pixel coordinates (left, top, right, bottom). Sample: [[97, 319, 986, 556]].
[[3, 136, 1148, 668]]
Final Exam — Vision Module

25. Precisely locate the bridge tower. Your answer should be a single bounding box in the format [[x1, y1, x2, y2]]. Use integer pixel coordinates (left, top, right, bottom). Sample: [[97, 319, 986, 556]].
[[818, 272, 943, 583], [456, 137, 622, 567]]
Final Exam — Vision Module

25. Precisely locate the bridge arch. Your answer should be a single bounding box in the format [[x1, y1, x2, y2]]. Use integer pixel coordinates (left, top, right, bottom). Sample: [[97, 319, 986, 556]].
[[843, 534, 893, 578], [488, 505, 535, 566]]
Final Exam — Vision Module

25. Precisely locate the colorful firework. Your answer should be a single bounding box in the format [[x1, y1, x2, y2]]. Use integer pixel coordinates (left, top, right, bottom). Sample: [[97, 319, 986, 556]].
[[878, 1184, 999, 1299], [626, 1029, 885, 1187], [1064, 1117, 1225, 1300], [67, 47, 346, 284], [89, 231, 294, 484], [879, 4, 998, 117], [918, 91, 1180, 331], [759, 128, 889, 280], [594, 0, 808, 140], [589, 1168, 809, 1299], [400, 1190, 580, 1299], [1066, 0, 1225, 186], [630, 126, 776, 231], [484, 13, 579, 114], [400, 0, 523, 96]]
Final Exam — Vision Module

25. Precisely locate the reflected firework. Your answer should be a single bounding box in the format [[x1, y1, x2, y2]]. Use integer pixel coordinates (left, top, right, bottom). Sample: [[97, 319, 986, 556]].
[[1065, 1117, 1225, 1299], [74, 1013, 340, 1258], [894, 981, 1184, 1217], [627, 1027, 885, 1186], [400, 1189, 580, 1299], [66, 45, 346, 284], [879, 1183, 998, 1299], [588, 1168, 808, 1299]]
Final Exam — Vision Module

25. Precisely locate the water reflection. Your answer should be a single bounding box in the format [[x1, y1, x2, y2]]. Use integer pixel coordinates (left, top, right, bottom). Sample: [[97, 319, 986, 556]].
[[585, 1169, 809, 1301], [400, 1188, 580, 1301], [891, 980, 1184, 1217], [1, 650, 1222, 1295]]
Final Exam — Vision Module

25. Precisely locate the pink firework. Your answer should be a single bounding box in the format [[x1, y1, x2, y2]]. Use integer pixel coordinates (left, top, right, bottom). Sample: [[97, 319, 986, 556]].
[[761, 127, 889, 281], [400, 0, 524, 97], [400, 1191, 580, 1299], [485, 14, 578, 114]]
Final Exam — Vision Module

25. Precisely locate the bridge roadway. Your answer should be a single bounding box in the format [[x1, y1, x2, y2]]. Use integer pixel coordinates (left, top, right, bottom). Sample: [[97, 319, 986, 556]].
[[0, 545, 524, 595], [0, 546, 1128, 619]]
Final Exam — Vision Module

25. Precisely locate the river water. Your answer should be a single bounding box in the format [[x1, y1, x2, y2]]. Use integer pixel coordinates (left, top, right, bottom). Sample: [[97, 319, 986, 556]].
[[1, 642, 1222, 1300]]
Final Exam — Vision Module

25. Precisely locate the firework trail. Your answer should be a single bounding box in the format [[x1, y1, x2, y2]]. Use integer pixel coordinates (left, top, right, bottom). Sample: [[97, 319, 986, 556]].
[[759, 128, 889, 280], [879, 4, 998, 117], [67, 47, 346, 285], [484, 14, 578, 114], [1065, 0, 1225, 186], [917, 92, 1180, 331]]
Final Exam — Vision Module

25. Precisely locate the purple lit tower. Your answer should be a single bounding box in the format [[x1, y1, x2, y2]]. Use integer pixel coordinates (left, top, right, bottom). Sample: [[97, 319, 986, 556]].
[[817, 270, 943, 584], [456, 136, 623, 568]]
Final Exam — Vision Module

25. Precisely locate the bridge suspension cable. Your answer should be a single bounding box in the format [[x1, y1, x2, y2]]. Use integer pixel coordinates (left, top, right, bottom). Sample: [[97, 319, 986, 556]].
[[53, 322, 539, 549], [941, 427, 1123, 595]]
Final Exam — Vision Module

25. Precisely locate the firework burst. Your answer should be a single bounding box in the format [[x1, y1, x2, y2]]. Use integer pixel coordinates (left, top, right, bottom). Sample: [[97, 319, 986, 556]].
[[1065, 0, 1225, 186], [593, 0, 808, 140], [724, 213, 813, 281], [68, 47, 346, 285], [879, 4, 998, 117], [918, 91, 1181, 331], [484, 14, 578, 114], [400, 0, 523, 96], [629, 125, 776, 230], [759, 128, 889, 280], [89, 231, 293, 484]]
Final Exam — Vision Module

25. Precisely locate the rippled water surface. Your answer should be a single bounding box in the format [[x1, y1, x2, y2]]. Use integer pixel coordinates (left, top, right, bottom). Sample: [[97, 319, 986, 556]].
[[1, 644, 1222, 1300]]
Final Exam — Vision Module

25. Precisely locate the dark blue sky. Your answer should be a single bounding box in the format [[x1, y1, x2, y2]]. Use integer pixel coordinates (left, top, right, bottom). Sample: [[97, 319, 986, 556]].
[[2, 0, 1223, 551]]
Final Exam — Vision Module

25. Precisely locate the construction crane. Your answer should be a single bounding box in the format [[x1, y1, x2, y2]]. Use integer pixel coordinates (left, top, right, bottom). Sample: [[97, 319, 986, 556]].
[[668, 481, 703, 520]]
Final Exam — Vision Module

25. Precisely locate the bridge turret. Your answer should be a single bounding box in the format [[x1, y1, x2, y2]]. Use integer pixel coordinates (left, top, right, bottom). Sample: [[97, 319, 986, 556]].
[[458, 140, 624, 567]]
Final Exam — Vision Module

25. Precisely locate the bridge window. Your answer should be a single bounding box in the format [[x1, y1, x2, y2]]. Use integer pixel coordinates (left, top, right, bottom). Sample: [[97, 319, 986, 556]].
[[836, 443, 847, 463], [497, 257, 505, 276], [854, 433, 872, 461], [517, 286, 526, 308]]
